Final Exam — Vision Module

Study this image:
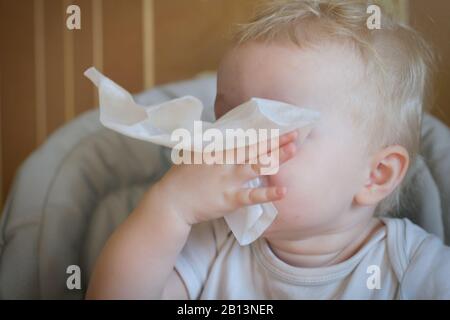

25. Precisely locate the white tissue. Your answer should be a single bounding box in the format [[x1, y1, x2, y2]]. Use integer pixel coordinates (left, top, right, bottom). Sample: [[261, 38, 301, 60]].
[[84, 67, 320, 245]]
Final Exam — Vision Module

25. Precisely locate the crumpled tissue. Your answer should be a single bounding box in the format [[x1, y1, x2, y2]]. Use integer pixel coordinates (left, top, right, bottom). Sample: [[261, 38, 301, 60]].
[[84, 67, 320, 245]]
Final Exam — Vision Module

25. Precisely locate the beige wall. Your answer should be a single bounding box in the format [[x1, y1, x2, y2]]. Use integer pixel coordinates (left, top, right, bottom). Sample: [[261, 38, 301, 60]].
[[1, 0, 449, 208]]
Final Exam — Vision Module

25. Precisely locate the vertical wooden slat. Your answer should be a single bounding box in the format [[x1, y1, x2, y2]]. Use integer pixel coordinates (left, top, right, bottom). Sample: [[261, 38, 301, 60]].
[[44, 0, 65, 135], [103, 0, 143, 93], [92, 0, 103, 71], [399, 0, 409, 24], [34, 0, 47, 146], [0, 67, 3, 208], [91, 0, 103, 105], [0, 0, 37, 205], [73, 0, 94, 115], [142, 0, 155, 89], [63, 0, 75, 121]]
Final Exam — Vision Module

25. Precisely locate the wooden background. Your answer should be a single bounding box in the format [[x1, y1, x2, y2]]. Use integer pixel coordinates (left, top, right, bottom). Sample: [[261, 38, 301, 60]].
[[1, 0, 449, 208]]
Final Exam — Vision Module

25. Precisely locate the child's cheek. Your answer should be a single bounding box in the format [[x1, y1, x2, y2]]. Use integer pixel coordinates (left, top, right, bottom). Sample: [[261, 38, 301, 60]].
[[266, 166, 289, 189], [267, 151, 303, 188]]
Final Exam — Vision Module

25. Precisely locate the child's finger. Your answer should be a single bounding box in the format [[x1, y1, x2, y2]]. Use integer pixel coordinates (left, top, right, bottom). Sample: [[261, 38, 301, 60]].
[[278, 130, 299, 147], [235, 186, 287, 206], [237, 142, 297, 179], [229, 130, 298, 163], [272, 141, 297, 166], [251, 130, 298, 159]]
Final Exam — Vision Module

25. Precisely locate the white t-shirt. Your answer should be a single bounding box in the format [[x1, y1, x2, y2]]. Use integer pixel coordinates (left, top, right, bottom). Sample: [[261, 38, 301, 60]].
[[174, 217, 450, 299]]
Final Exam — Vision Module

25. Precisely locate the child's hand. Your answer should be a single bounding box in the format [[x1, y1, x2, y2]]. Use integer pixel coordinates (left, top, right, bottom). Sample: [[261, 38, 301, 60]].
[[156, 131, 298, 226], [87, 131, 298, 299]]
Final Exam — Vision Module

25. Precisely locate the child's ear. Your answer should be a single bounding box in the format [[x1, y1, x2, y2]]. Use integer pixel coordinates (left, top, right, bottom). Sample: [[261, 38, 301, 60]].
[[354, 145, 410, 206]]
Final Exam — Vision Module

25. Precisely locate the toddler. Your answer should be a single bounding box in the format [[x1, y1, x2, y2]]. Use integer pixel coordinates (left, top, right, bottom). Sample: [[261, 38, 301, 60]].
[[87, 0, 450, 299]]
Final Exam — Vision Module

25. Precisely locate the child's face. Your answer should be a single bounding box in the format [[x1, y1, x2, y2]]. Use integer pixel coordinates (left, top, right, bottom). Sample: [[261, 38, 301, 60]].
[[214, 41, 374, 239]]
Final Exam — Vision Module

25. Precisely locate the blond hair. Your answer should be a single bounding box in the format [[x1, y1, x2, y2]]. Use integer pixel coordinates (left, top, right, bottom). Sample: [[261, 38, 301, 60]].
[[231, 0, 435, 216]]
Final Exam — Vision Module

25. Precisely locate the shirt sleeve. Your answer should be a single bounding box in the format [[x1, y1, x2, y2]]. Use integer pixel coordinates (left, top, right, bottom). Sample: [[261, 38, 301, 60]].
[[174, 218, 231, 299], [399, 220, 450, 299]]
